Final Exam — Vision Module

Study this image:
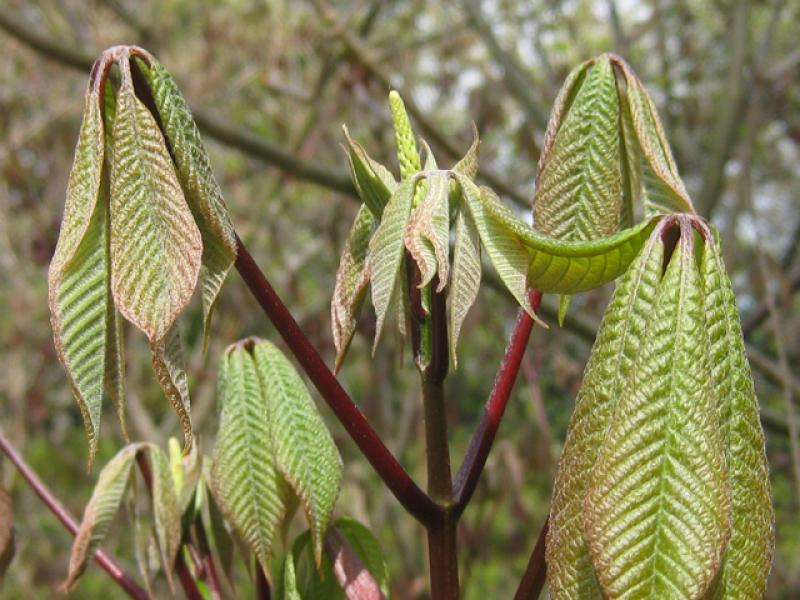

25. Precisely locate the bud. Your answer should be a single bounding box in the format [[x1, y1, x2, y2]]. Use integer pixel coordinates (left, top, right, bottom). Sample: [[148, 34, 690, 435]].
[[546, 214, 773, 599]]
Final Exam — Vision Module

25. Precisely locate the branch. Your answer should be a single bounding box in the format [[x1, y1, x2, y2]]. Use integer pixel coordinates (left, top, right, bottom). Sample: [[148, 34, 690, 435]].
[[234, 235, 441, 524], [0, 431, 151, 600], [0, 8, 355, 196], [453, 290, 542, 513], [513, 517, 548, 600]]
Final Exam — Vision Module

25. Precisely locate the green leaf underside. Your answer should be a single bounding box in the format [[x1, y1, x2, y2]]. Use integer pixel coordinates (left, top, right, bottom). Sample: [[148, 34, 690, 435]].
[[331, 204, 375, 372], [448, 210, 481, 367], [146, 60, 237, 348], [368, 176, 417, 351], [546, 235, 664, 599], [584, 237, 730, 599], [405, 172, 450, 290], [211, 345, 292, 576], [49, 85, 117, 469], [254, 341, 342, 567], [343, 126, 397, 219], [150, 324, 193, 453], [146, 445, 181, 592], [534, 56, 622, 240], [334, 518, 392, 597], [702, 238, 774, 599], [62, 444, 138, 592], [109, 76, 202, 343]]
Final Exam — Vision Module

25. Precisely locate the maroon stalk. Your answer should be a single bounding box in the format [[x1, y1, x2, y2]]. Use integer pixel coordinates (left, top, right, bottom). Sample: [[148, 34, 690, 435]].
[[194, 516, 224, 600], [0, 431, 151, 600], [135, 453, 204, 600], [453, 290, 542, 513], [255, 558, 271, 600], [513, 517, 549, 600], [234, 235, 440, 524]]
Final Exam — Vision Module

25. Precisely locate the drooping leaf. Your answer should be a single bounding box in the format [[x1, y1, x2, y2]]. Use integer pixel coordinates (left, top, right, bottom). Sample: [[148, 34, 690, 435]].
[[368, 176, 418, 351], [49, 82, 117, 469], [253, 340, 343, 567], [62, 443, 138, 592], [144, 59, 238, 349], [210, 342, 292, 575], [150, 324, 193, 453], [0, 484, 14, 583], [331, 204, 375, 373], [145, 444, 181, 592], [109, 65, 202, 343], [584, 234, 731, 599], [342, 126, 397, 219], [546, 232, 665, 599], [404, 172, 450, 290], [334, 517, 391, 598], [701, 233, 774, 599], [448, 210, 481, 367]]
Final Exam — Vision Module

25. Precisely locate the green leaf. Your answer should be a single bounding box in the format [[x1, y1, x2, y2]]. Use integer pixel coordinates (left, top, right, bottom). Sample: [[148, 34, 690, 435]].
[[342, 126, 397, 219], [452, 123, 480, 179], [584, 234, 730, 599], [253, 340, 343, 567], [388, 90, 421, 180], [210, 342, 292, 576], [334, 517, 391, 597], [168, 436, 202, 514], [448, 210, 481, 367], [546, 233, 665, 599], [109, 66, 202, 343], [533, 55, 622, 240], [286, 532, 343, 599], [49, 83, 118, 469], [145, 445, 181, 592], [331, 204, 375, 373], [404, 172, 450, 290], [277, 550, 303, 600], [62, 444, 138, 592], [701, 234, 774, 599], [368, 176, 418, 351], [150, 324, 193, 453], [145, 59, 238, 349]]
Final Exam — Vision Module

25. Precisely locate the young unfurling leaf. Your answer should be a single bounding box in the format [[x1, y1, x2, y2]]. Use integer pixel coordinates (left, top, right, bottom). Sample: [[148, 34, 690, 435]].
[[404, 172, 450, 290], [342, 126, 397, 219]]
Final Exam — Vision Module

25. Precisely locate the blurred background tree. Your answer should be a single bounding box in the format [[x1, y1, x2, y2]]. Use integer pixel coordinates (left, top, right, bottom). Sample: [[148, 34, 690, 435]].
[[0, 0, 798, 598]]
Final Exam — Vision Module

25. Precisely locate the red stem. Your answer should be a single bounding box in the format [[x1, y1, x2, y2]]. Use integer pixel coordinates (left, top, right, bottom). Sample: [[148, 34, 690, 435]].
[[135, 453, 204, 600], [452, 290, 542, 513], [513, 517, 549, 600], [0, 431, 150, 600], [194, 516, 224, 600], [234, 235, 440, 524], [255, 558, 271, 600]]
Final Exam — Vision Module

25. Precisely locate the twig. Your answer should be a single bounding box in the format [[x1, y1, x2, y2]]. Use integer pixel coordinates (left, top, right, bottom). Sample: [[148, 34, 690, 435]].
[[453, 291, 542, 513], [194, 516, 224, 600], [0, 431, 151, 600], [513, 517, 548, 600], [234, 235, 441, 525]]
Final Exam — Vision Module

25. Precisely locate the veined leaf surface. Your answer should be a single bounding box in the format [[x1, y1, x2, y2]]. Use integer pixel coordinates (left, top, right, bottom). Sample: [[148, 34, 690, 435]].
[[253, 340, 342, 567], [342, 126, 397, 219], [145, 444, 181, 592], [62, 444, 138, 592], [368, 176, 417, 350], [331, 203, 374, 373], [448, 210, 481, 367], [109, 69, 201, 343], [145, 60, 237, 347], [405, 172, 450, 290], [150, 324, 193, 452], [546, 234, 665, 599], [210, 342, 292, 575], [702, 235, 774, 599], [49, 83, 115, 468], [584, 235, 730, 599]]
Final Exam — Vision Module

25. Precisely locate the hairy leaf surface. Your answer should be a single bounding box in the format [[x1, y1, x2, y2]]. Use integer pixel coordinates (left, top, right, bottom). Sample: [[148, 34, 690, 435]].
[[63, 444, 138, 592], [584, 236, 730, 599], [368, 176, 417, 350], [546, 234, 664, 599], [49, 84, 116, 468], [254, 340, 342, 566], [145, 60, 238, 348], [109, 72, 202, 342], [331, 204, 374, 373], [210, 342, 291, 575], [702, 237, 774, 599], [448, 210, 481, 367]]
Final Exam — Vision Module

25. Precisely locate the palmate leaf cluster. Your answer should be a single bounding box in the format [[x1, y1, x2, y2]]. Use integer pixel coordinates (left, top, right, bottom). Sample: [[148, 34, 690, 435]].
[[48, 46, 237, 468]]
